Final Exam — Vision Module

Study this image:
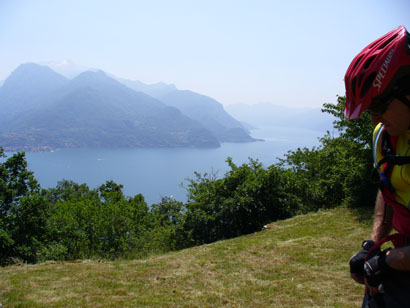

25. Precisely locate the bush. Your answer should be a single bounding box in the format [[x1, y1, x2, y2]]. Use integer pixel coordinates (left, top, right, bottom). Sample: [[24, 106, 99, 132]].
[[182, 158, 298, 245], [46, 181, 152, 260], [149, 197, 188, 251], [37, 242, 68, 262]]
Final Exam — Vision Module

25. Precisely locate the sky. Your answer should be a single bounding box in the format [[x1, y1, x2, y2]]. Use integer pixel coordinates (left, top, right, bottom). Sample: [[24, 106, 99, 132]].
[[0, 0, 409, 108]]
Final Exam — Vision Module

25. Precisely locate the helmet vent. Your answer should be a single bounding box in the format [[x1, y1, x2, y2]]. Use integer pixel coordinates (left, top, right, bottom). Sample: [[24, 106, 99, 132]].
[[351, 77, 357, 96], [360, 72, 377, 98], [363, 55, 376, 70], [352, 55, 364, 71], [378, 34, 397, 50], [358, 73, 365, 87]]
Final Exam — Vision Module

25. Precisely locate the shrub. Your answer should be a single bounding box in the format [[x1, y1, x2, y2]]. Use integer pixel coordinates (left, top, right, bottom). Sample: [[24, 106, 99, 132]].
[[182, 158, 298, 245]]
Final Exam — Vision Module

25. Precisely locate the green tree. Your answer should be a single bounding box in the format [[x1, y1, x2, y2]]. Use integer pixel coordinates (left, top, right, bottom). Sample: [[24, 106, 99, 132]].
[[98, 180, 124, 203], [0, 148, 50, 264], [149, 197, 187, 251], [183, 158, 297, 245], [45, 179, 99, 204], [0, 149, 40, 217], [9, 195, 50, 263], [45, 181, 151, 260], [322, 96, 373, 148]]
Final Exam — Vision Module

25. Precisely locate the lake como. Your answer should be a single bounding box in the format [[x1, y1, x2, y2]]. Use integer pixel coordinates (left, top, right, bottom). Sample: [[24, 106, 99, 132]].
[[20, 126, 328, 205]]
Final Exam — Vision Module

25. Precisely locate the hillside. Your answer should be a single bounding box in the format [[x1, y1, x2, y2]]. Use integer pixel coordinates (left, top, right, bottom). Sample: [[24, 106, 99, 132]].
[[119, 78, 255, 143], [0, 64, 221, 150], [0, 207, 372, 307], [157, 90, 255, 142]]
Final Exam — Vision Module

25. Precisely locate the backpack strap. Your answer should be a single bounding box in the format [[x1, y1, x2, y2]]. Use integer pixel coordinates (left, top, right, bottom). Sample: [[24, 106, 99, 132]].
[[365, 233, 410, 261], [378, 155, 410, 167], [375, 128, 396, 194], [378, 131, 410, 167], [375, 127, 410, 208]]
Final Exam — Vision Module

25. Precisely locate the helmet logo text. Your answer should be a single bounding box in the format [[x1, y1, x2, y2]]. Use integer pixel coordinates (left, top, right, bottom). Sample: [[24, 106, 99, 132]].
[[372, 48, 395, 91]]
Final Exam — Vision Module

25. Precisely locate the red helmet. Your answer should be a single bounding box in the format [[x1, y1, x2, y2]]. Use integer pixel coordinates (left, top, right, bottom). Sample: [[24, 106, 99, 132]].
[[344, 25, 410, 119]]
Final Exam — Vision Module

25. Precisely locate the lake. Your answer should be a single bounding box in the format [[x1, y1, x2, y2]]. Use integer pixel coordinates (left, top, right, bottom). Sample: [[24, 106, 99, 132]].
[[19, 126, 327, 205]]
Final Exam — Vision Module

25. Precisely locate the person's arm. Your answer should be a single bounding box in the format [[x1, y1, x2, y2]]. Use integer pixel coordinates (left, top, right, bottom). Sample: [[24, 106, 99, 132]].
[[355, 190, 393, 294], [369, 192, 410, 271], [370, 190, 393, 243], [364, 190, 395, 296], [364, 245, 410, 297], [350, 190, 393, 286], [386, 247, 410, 270], [369, 190, 410, 271]]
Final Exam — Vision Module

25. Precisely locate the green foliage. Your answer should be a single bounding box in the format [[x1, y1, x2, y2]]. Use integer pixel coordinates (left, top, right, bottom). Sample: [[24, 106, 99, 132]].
[[322, 96, 373, 148], [0, 149, 44, 264], [0, 149, 40, 217], [182, 158, 298, 245], [45, 181, 151, 260], [8, 195, 50, 263], [45, 179, 99, 204], [148, 197, 187, 252]]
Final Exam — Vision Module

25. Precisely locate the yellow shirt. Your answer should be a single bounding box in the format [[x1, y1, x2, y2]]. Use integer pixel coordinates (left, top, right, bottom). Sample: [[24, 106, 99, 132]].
[[374, 123, 410, 208]]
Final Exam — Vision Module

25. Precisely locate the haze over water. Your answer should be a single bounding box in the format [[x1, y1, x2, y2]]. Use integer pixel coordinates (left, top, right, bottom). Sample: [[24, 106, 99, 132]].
[[22, 126, 326, 205]]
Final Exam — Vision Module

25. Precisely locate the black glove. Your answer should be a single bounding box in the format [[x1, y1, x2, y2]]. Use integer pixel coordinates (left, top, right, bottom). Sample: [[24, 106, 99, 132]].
[[350, 240, 379, 275], [363, 249, 392, 288]]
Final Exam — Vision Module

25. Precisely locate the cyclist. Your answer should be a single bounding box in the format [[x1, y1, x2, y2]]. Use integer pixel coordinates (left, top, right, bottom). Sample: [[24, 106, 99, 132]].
[[344, 25, 410, 307]]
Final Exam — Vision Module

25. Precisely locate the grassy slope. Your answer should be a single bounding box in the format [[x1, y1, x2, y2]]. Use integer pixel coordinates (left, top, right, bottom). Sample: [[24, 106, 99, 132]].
[[0, 207, 374, 308]]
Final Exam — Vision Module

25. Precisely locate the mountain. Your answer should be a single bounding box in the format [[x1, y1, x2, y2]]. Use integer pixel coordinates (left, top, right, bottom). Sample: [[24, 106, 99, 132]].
[[158, 90, 255, 142], [225, 103, 335, 132], [0, 64, 220, 150], [120, 79, 255, 142], [0, 63, 69, 119]]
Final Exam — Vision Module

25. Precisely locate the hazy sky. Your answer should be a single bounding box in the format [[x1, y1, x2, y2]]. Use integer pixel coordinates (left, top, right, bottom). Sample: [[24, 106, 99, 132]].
[[1, 0, 409, 107]]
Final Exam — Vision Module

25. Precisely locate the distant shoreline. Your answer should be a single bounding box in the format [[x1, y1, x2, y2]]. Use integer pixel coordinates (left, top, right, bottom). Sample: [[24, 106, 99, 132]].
[[3, 146, 55, 153], [3, 139, 265, 153]]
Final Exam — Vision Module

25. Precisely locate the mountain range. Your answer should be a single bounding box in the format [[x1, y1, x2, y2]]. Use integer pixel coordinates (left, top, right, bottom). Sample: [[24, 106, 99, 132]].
[[0, 63, 255, 151], [225, 102, 335, 133], [120, 79, 254, 142]]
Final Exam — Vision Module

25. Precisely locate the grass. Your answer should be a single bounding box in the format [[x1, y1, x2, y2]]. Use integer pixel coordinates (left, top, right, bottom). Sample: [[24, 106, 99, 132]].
[[0, 206, 374, 307]]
